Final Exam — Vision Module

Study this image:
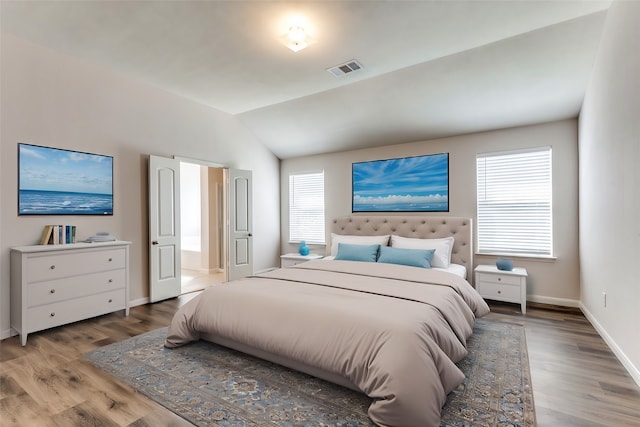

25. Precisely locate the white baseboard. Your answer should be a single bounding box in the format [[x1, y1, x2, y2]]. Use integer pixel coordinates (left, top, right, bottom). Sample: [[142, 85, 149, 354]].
[[527, 294, 580, 308], [0, 328, 14, 340], [129, 297, 149, 307], [509, 295, 639, 388], [580, 303, 640, 388]]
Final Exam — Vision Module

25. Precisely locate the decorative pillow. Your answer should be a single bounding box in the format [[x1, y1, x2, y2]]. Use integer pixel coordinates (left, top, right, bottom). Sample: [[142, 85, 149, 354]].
[[377, 246, 435, 269], [390, 235, 454, 268], [334, 243, 380, 262], [329, 233, 390, 256]]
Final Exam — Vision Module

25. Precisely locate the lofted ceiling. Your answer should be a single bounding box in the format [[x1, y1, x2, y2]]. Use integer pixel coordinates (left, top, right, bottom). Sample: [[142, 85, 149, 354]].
[[1, 1, 611, 159]]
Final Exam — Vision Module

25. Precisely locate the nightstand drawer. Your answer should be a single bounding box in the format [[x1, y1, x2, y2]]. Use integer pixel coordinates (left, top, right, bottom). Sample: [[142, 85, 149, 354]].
[[280, 253, 323, 268], [477, 281, 521, 301], [476, 272, 521, 286]]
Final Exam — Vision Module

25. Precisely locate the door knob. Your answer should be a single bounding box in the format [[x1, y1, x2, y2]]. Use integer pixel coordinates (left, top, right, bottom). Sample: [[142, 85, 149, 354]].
[[152, 241, 159, 245]]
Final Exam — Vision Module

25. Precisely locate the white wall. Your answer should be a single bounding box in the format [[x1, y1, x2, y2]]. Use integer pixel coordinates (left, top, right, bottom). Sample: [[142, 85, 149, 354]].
[[281, 119, 579, 305], [0, 33, 281, 338], [579, 0, 640, 384]]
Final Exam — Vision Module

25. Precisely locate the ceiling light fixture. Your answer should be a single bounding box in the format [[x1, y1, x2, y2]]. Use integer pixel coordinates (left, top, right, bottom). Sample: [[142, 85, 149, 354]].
[[281, 25, 314, 52]]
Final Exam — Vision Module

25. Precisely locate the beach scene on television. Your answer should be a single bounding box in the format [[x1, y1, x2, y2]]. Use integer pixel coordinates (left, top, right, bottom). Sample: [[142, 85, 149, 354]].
[[18, 144, 113, 215], [352, 153, 449, 212]]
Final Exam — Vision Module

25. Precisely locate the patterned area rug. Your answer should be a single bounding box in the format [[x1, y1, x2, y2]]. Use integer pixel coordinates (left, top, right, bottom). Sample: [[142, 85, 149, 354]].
[[85, 318, 535, 426]]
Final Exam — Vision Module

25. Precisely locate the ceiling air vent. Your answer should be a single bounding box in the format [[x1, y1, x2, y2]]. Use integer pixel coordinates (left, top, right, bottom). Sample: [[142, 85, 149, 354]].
[[327, 60, 363, 77]]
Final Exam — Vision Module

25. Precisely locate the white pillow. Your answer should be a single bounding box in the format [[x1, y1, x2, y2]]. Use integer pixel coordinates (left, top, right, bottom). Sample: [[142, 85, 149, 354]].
[[390, 235, 454, 268], [329, 233, 390, 257]]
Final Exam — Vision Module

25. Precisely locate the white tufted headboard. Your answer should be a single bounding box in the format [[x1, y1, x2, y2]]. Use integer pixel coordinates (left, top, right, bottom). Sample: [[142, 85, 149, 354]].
[[330, 216, 473, 282]]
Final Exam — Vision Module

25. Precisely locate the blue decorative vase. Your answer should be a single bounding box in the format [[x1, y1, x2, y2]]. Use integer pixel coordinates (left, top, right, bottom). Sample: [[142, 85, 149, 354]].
[[496, 258, 513, 271], [298, 241, 310, 256]]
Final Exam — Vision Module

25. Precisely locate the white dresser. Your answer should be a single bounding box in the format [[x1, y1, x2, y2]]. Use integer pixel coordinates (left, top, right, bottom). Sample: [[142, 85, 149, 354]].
[[475, 264, 528, 314], [10, 241, 131, 345]]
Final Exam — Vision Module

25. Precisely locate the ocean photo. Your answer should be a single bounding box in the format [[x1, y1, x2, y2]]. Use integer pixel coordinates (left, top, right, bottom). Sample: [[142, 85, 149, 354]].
[[18, 144, 113, 215], [353, 153, 449, 212], [19, 189, 113, 215]]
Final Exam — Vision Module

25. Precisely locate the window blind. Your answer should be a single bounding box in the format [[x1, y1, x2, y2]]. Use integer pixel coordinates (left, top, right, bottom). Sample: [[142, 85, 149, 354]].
[[289, 171, 325, 244], [476, 147, 552, 256]]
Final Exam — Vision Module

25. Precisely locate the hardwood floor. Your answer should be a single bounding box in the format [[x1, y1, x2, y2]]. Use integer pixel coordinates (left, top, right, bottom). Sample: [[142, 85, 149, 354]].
[[487, 302, 640, 427], [1, 297, 639, 426], [181, 269, 226, 294]]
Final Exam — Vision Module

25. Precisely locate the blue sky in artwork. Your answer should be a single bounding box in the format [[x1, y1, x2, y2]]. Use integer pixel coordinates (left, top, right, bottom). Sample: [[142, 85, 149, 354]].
[[353, 153, 448, 208], [19, 144, 113, 195]]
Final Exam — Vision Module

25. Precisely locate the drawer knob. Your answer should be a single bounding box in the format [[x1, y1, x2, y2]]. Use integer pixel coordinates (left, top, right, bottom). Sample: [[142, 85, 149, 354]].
[[108, 279, 113, 283], [50, 289, 56, 294], [108, 258, 113, 262], [50, 265, 56, 270], [50, 312, 55, 317], [498, 277, 501, 281], [108, 299, 113, 303], [498, 290, 502, 294]]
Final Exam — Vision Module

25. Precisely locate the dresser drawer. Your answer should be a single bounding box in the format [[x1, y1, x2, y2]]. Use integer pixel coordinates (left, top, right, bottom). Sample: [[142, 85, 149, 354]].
[[476, 272, 521, 286], [477, 281, 521, 301], [27, 290, 126, 332], [27, 269, 126, 307], [27, 249, 126, 283]]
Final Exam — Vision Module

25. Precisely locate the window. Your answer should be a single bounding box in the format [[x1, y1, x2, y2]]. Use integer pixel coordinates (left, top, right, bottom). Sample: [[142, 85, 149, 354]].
[[476, 147, 552, 256], [289, 171, 325, 244]]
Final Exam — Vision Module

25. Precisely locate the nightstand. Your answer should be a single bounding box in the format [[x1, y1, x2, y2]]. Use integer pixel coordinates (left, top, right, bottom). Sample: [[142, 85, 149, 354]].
[[474, 265, 528, 314], [280, 253, 323, 268]]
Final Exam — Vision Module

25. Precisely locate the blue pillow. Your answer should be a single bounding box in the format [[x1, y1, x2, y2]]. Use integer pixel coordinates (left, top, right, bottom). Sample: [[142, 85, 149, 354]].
[[377, 246, 435, 269], [334, 243, 380, 262]]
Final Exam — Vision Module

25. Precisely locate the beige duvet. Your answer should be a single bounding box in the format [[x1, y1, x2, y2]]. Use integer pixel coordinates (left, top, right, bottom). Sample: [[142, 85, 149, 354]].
[[166, 259, 490, 427]]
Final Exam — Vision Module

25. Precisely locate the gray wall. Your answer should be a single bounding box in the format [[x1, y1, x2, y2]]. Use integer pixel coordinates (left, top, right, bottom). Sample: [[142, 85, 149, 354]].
[[281, 119, 579, 305], [0, 33, 281, 339], [579, 0, 640, 384]]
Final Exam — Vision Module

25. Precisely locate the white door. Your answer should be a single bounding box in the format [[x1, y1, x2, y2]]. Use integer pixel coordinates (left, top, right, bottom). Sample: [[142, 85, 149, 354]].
[[227, 168, 253, 281], [149, 155, 182, 302]]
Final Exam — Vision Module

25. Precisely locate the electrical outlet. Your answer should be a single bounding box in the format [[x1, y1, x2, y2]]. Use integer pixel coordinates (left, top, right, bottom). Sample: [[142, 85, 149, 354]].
[[602, 291, 607, 308]]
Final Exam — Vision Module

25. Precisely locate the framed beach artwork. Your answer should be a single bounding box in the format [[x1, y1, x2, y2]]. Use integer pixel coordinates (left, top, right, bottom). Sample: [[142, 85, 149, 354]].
[[18, 143, 114, 215], [352, 152, 449, 212]]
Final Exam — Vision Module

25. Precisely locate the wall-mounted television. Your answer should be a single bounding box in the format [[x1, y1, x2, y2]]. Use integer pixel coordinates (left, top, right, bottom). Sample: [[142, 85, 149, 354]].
[[18, 143, 113, 215], [352, 152, 449, 212]]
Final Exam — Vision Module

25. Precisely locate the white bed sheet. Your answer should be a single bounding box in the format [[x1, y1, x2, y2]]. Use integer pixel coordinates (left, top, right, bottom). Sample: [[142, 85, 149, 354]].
[[434, 263, 467, 279]]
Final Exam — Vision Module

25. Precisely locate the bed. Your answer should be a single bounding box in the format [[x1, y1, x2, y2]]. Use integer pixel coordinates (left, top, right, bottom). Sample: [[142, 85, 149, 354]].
[[166, 216, 490, 427]]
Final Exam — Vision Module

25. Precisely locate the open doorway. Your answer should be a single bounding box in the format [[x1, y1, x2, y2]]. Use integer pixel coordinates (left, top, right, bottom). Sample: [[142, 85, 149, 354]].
[[149, 155, 253, 302], [179, 161, 226, 294]]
